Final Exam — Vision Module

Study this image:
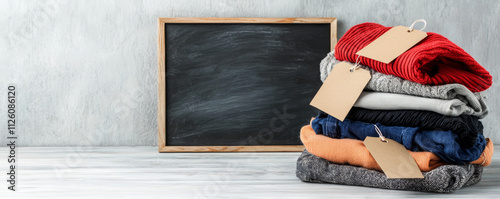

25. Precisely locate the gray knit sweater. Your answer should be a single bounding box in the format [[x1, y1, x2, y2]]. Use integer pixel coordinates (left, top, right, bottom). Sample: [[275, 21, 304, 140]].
[[296, 150, 483, 193], [320, 51, 488, 117], [354, 91, 487, 118]]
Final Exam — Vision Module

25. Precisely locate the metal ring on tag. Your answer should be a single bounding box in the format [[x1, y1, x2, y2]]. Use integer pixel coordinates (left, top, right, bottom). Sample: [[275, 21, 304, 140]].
[[373, 124, 388, 143], [350, 55, 362, 72], [408, 19, 427, 32]]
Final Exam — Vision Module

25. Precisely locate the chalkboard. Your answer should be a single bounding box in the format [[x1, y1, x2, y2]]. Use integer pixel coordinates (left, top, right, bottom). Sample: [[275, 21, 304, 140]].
[[158, 18, 337, 152]]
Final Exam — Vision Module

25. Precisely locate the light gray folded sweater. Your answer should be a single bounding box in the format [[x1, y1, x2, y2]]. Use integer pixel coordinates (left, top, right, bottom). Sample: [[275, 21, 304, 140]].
[[320, 51, 488, 118], [296, 150, 483, 193], [354, 91, 487, 118]]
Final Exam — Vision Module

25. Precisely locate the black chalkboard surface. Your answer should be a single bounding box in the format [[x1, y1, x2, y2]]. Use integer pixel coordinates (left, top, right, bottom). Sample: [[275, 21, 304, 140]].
[[158, 18, 337, 152]]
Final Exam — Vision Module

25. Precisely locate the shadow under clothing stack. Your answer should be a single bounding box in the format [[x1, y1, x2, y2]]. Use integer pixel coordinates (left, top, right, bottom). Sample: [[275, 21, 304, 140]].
[[296, 22, 495, 193]]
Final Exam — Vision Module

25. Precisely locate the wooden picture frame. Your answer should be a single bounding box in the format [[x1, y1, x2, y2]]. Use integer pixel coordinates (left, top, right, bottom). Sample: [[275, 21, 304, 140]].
[[158, 17, 337, 152]]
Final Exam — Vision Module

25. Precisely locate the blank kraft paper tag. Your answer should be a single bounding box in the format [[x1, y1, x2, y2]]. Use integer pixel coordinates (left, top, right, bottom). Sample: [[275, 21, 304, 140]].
[[310, 62, 371, 121], [356, 26, 427, 64], [364, 137, 424, 179]]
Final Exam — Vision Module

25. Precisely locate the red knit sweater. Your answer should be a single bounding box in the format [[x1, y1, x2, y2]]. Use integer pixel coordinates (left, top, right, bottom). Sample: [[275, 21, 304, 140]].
[[335, 23, 492, 92]]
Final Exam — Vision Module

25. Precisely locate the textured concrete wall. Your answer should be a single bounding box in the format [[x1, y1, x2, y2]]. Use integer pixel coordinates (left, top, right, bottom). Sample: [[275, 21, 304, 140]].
[[0, 0, 498, 146]]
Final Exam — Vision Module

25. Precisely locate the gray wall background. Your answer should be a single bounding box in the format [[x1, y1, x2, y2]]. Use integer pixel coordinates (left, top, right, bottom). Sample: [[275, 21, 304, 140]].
[[0, 0, 498, 146]]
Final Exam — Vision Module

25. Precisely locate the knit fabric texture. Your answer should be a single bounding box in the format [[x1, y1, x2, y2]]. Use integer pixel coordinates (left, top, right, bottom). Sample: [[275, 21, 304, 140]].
[[320, 51, 488, 117], [346, 107, 483, 148], [300, 125, 493, 172], [334, 22, 492, 92], [311, 113, 487, 164], [354, 91, 487, 118], [296, 150, 483, 193]]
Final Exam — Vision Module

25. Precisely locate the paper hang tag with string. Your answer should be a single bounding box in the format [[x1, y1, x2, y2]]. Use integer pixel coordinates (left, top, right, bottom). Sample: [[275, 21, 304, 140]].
[[363, 125, 424, 179], [310, 60, 371, 121], [356, 19, 428, 64]]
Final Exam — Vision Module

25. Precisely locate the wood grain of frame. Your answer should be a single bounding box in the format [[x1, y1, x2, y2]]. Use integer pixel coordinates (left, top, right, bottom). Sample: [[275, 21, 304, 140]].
[[158, 17, 337, 152]]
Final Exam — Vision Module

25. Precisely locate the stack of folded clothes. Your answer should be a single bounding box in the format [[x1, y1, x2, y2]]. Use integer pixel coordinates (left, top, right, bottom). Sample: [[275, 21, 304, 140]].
[[296, 22, 495, 193]]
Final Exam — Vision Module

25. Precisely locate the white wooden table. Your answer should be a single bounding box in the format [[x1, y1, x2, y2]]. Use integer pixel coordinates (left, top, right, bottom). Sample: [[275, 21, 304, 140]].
[[0, 146, 499, 198]]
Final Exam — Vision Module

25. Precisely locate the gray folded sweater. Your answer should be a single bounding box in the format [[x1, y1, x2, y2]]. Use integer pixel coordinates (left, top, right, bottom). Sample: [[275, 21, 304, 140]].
[[354, 91, 487, 118], [296, 150, 483, 193], [320, 51, 488, 118]]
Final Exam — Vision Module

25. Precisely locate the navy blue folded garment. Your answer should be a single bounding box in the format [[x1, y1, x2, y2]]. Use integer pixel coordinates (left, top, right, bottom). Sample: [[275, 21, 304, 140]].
[[311, 112, 486, 164], [346, 108, 483, 148]]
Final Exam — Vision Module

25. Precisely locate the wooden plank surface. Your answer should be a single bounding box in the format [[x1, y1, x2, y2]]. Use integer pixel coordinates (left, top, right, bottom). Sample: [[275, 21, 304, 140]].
[[1, 146, 499, 198]]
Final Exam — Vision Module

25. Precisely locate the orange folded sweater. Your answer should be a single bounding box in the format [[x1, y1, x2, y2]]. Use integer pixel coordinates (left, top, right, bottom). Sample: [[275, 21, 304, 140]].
[[300, 125, 493, 172]]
